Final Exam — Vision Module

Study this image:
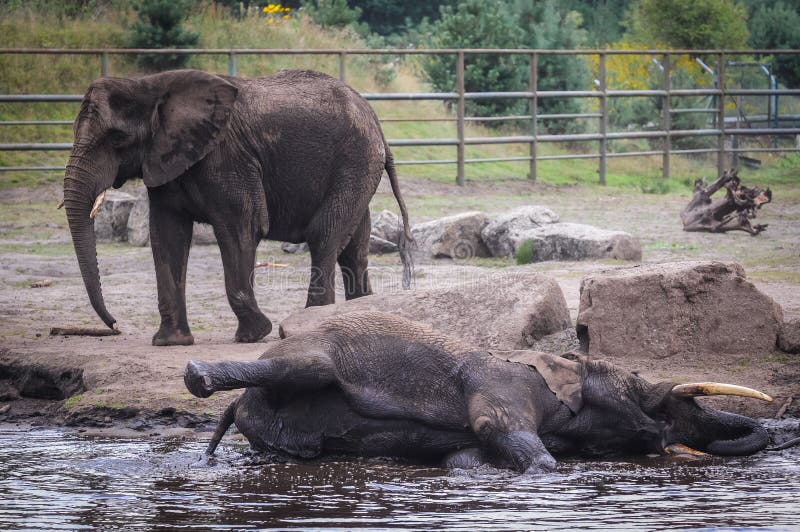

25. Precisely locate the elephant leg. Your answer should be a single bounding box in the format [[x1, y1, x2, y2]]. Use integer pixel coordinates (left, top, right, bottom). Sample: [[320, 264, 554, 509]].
[[149, 201, 194, 347], [337, 210, 372, 300], [185, 350, 335, 398], [214, 227, 271, 343], [467, 393, 556, 474]]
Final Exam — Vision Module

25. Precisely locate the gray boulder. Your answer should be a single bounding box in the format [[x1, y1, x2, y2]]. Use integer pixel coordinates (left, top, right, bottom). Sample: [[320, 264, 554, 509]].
[[371, 210, 402, 244], [279, 271, 572, 350], [576, 261, 784, 358], [126, 190, 150, 247], [192, 223, 217, 245], [126, 192, 217, 246], [778, 318, 800, 354], [369, 235, 398, 254], [515, 222, 642, 262], [412, 211, 490, 259], [482, 205, 560, 257], [93, 190, 135, 243], [281, 242, 309, 254]]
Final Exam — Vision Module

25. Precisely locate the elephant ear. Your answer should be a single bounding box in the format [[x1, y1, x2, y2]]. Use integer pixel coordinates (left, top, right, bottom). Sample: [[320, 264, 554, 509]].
[[142, 70, 238, 188], [491, 350, 583, 414]]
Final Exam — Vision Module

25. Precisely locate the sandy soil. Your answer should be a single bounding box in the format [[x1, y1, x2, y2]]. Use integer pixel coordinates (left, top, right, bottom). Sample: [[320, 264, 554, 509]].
[[1, 176, 798, 431]]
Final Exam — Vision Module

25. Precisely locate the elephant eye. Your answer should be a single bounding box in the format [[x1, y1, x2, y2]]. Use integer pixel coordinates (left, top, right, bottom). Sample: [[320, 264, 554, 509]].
[[108, 129, 131, 148]]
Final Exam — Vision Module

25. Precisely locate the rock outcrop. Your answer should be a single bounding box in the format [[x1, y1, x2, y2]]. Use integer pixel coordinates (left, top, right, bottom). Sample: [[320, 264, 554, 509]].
[[576, 261, 784, 357], [515, 222, 642, 262], [481, 205, 560, 257], [93, 191, 136, 243], [412, 211, 490, 259], [280, 271, 572, 351]]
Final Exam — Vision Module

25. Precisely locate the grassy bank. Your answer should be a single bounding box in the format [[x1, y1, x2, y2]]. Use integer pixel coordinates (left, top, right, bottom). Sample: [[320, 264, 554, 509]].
[[1, 4, 798, 192]]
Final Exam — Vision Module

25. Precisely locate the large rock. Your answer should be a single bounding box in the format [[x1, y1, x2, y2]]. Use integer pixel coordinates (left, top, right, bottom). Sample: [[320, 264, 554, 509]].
[[576, 261, 784, 358], [279, 271, 572, 350], [369, 235, 398, 254], [371, 210, 402, 244], [281, 242, 309, 254], [482, 205, 560, 257], [93, 190, 135, 243], [412, 211, 490, 259], [126, 192, 217, 246], [192, 223, 217, 245], [515, 222, 642, 262], [126, 190, 150, 247], [778, 318, 800, 354]]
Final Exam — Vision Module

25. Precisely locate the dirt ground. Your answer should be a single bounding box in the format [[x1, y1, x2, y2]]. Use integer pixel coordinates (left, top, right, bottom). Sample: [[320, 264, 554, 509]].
[[0, 175, 798, 431]]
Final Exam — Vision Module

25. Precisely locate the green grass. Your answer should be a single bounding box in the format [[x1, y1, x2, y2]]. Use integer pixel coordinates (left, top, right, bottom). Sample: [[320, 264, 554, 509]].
[[63, 393, 84, 410], [515, 240, 534, 265]]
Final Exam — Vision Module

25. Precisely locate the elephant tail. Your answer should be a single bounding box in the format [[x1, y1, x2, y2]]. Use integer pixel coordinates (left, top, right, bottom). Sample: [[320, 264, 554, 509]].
[[206, 397, 239, 456], [385, 147, 415, 290], [385, 147, 413, 243]]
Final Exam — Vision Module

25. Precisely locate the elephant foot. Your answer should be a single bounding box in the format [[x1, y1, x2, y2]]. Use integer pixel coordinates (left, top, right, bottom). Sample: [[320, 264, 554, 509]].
[[184, 360, 215, 398], [234, 313, 272, 343], [152, 326, 195, 347]]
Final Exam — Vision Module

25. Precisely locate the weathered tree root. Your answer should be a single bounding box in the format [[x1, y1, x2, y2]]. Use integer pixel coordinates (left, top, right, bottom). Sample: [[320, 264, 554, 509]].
[[681, 169, 772, 235]]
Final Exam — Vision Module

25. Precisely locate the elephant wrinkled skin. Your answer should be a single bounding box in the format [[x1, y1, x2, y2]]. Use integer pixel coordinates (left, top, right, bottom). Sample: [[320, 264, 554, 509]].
[[63, 69, 411, 346], [185, 312, 772, 473]]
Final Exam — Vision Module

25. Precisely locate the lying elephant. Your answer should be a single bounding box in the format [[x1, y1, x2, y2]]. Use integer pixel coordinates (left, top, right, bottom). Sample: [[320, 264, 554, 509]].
[[63, 69, 411, 346], [184, 312, 772, 472]]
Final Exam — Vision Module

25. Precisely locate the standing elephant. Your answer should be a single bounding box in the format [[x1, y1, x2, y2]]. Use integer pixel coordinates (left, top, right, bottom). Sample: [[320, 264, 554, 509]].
[[184, 312, 773, 473], [63, 69, 412, 346]]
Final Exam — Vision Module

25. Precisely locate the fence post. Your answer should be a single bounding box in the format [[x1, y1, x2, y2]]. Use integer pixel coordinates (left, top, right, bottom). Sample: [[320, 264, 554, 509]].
[[339, 52, 346, 82], [100, 52, 109, 77], [228, 52, 236, 76], [456, 50, 465, 187], [662, 53, 671, 179], [598, 52, 607, 186], [529, 52, 538, 181], [717, 53, 726, 176]]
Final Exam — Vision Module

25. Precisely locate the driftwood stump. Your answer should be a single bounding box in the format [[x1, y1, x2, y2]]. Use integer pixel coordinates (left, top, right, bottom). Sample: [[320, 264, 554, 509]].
[[681, 169, 772, 235]]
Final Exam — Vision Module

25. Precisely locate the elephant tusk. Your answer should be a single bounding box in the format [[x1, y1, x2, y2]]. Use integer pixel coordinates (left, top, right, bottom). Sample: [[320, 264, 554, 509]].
[[671, 382, 773, 402], [56, 199, 64, 210], [664, 443, 709, 457], [89, 190, 107, 219]]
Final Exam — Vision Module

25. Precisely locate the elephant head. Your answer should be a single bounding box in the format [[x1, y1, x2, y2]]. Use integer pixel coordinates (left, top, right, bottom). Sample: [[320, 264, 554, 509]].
[[565, 359, 771, 457], [63, 70, 237, 328]]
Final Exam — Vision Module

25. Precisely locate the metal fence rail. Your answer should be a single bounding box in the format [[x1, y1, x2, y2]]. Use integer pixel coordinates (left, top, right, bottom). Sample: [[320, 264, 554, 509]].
[[2, 47, 799, 185]]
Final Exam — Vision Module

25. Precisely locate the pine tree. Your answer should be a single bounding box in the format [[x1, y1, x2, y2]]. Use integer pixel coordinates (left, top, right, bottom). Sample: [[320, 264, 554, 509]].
[[128, 0, 199, 72]]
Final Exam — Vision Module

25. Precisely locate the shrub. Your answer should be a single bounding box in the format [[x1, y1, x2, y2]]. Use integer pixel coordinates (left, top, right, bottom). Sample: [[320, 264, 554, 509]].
[[128, 0, 199, 72]]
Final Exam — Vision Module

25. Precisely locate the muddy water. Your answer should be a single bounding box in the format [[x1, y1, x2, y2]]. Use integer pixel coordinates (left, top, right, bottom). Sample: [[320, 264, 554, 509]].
[[1, 423, 799, 530]]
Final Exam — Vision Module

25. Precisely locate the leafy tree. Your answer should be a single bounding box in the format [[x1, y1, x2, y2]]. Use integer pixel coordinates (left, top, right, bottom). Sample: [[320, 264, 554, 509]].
[[128, 0, 199, 71], [423, 0, 527, 119], [301, 0, 363, 29], [516, 0, 590, 132], [749, 1, 800, 88], [626, 0, 749, 49], [348, 0, 457, 37], [559, 0, 634, 46]]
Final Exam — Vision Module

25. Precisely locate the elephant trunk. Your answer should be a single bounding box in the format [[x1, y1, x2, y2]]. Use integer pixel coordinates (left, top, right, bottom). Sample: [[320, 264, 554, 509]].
[[63, 153, 117, 329], [705, 410, 770, 456]]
